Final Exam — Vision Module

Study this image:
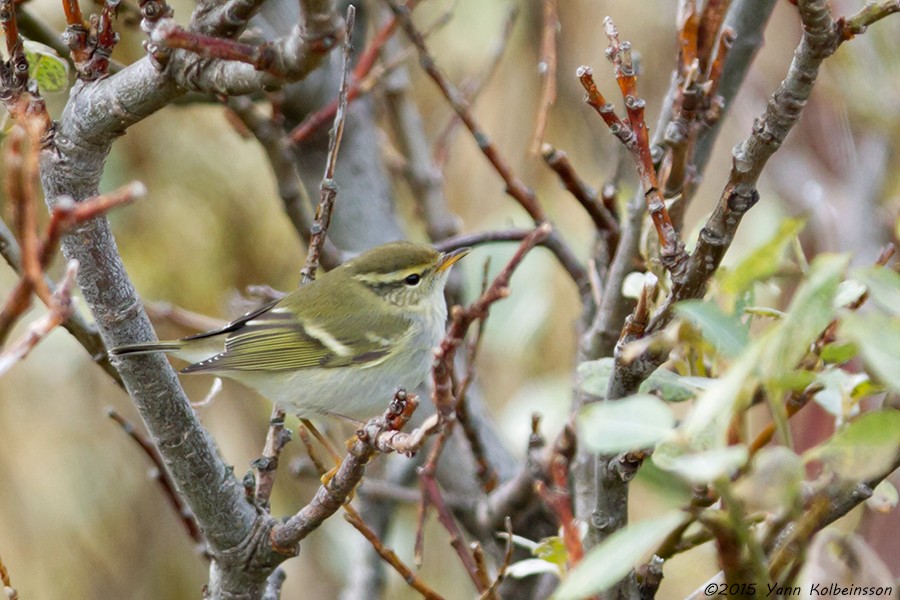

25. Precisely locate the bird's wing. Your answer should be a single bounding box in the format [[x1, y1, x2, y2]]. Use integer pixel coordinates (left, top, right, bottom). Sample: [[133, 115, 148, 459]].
[[180, 306, 405, 373]]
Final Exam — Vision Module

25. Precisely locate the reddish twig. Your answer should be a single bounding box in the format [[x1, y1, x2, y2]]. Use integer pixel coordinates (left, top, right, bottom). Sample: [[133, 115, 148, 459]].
[[0, 180, 146, 342], [577, 18, 687, 278], [62, 0, 85, 26], [289, 3, 415, 144], [534, 424, 583, 566], [530, 0, 558, 154], [541, 144, 619, 250], [454, 259, 497, 493], [386, 0, 587, 288], [62, 0, 121, 80], [343, 509, 445, 600], [300, 5, 355, 284], [0, 261, 79, 376], [107, 407, 208, 551], [432, 6, 517, 168], [415, 224, 552, 588]]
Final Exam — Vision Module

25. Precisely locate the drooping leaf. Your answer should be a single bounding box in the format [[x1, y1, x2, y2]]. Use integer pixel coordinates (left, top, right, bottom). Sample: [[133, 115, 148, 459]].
[[554, 512, 686, 600], [820, 342, 858, 364], [759, 254, 848, 383], [653, 444, 749, 484], [506, 558, 561, 579], [840, 312, 900, 391], [833, 279, 867, 309], [639, 367, 711, 403], [681, 338, 763, 440], [675, 300, 748, 357], [804, 410, 900, 481], [733, 446, 804, 513], [769, 369, 817, 392], [853, 265, 900, 316], [719, 217, 806, 298], [23, 40, 70, 94], [578, 394, 676, 454], [576, 358, 614, 399]]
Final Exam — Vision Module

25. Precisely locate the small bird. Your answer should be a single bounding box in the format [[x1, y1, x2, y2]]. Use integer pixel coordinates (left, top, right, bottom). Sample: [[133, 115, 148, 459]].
[[109, 242, 469, 420]]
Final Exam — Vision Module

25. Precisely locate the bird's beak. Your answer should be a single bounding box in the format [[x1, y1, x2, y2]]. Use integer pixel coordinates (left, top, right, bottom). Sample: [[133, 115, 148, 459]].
[[436, 247, 471, 273]]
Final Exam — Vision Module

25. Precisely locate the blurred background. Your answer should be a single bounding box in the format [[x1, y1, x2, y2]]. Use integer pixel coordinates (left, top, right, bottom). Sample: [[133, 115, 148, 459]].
[[1, 0, 898, 598]]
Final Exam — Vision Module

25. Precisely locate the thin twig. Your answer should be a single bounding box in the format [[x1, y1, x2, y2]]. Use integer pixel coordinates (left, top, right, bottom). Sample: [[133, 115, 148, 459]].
[[0, 261, 79, 376], [530, 0, 558, 154], [343, 509, 446, 600], [107, 407, 208, 552], [454, 259, 497, 493], [480, 517, 514, 600], [385, 0, 587, 289], [0, 178, 145, 341], [416, 224, 552, 589], [253, 409, 291, 509], [577, 18, 687, 277], [225, 97, 341, 271], [300, 5, 356, 284], [433, 6, 518, 169], [541, 144, 619, 248], [272, 390, 419, 549], [289, 1, 427, 144], [534, 424, 583, 566]]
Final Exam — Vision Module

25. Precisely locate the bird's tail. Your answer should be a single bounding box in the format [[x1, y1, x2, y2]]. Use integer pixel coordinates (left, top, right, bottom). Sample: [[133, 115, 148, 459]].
[[108, 341, 185, 357]]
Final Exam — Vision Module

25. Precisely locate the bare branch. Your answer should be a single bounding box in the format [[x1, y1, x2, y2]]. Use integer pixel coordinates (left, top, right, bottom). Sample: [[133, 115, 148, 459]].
[[253, 409, 291, 509], [272, 390, 419, 548], [343, 509, 445, 600], [300, 4, 355, 283]]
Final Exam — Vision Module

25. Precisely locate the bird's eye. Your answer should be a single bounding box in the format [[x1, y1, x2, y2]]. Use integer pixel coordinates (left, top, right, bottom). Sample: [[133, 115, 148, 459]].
[[404, 273, 421, 286]]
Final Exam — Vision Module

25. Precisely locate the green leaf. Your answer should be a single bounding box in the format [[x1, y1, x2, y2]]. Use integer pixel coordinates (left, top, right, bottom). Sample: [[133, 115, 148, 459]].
[[653, 444, 749, 484], [576, 358, 614, 399], [840, 312, 900, 391], [682, 339, 763, 440], [639, 367, 711, 403], [853, 265, 900, 316], [759, 254, 848, 383], [535, 536, 568, 567], [23, 40, 70, 94], [675, 300, 748, 357], [554, 512, 686, 600], [804, 410, 900, 481], [734, 446, 804, 513], [820, 342, 858, 364], [634, 459, 694, 506], [770, 369, 817, 392], [579, 394, 676, 454], [719, 217, 806, 297]]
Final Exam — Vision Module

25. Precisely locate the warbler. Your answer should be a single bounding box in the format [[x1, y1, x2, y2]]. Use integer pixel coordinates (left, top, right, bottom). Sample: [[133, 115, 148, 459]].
[[109, 242, 469, 420]]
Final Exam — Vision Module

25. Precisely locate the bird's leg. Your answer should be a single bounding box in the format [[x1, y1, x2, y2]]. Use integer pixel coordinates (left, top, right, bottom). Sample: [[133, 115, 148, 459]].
[[299, 419, 343, 485]]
